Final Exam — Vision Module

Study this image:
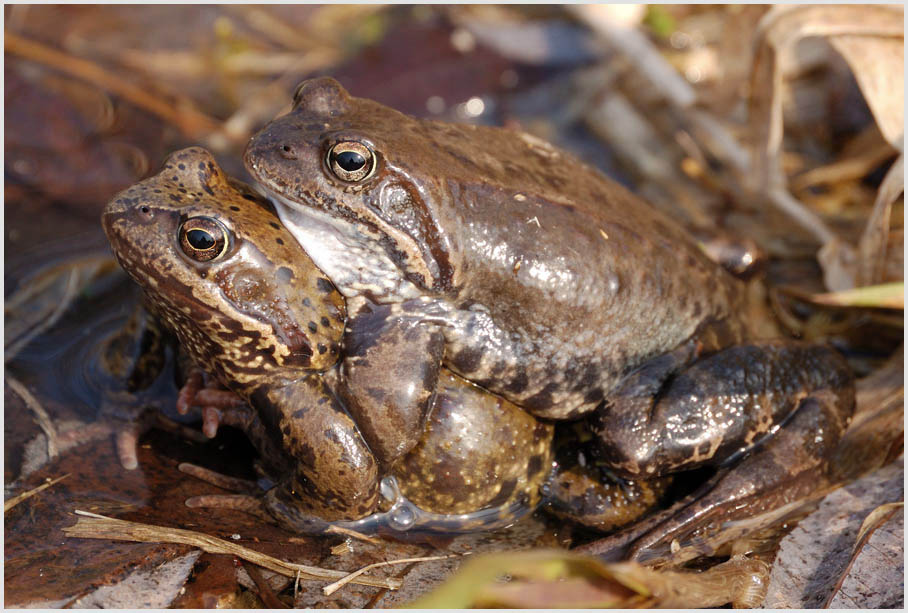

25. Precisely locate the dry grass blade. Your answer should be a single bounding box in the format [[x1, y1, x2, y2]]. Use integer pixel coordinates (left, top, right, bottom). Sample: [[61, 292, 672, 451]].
[[858, 153, 904, 286], [5, 474, 70, 512], [822, 502, 904, 608], [806, 282, 904, 310], [322, 554, 458, 596], [4, 31, 220, 138], [5, 257, 118, 362], [64, 511, 401, 591], [6, 374, 59, 459]]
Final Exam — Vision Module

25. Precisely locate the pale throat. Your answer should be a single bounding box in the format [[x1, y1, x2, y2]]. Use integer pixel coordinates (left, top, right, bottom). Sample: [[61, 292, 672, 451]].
[[267, 192, 422, 302]]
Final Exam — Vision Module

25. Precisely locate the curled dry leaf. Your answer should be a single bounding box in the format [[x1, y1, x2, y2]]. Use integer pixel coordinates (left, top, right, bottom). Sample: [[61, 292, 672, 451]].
[[828, 34, 904, 152]]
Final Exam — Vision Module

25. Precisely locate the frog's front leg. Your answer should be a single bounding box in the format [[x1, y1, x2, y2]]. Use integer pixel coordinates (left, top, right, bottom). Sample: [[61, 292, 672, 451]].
[[340, 297, 444, 466], [251, 373, 381, 530]]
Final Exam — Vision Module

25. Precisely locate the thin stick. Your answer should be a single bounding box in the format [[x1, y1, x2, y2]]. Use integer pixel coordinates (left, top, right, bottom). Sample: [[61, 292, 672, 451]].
[[4, 32, 220, 138], [6, 374, 58, 459], [322, 554, 458, 596], [324, 524, 383, 545], [242, 560, 290, 609], [4, 473, 69, 512], [65, 510, 401, 590]]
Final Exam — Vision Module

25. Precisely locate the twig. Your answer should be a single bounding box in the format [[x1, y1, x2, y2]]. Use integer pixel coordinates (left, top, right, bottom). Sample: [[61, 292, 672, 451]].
[[322, 554, 458, 596], [6, 374, 58, 459], [242, 560, 290, 609], [567, 4, 696, 108], [791, 146, 897, 191], [325, 524, 382, 545], [765, 186, 836, 245], [4, 31, 220, 138], [65, 510, 401, 591], [4, 473, 69, 512]]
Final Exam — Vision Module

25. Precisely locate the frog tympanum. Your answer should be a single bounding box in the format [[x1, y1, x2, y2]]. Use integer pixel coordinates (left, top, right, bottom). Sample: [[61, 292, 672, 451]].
[[242, 78, 855, 557], [103, 147, 561, 534]]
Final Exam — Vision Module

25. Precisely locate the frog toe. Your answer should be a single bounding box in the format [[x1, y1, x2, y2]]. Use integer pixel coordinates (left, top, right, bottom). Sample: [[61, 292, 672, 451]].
[[543, 465, 671, 532], [185, 493, 272, 523]]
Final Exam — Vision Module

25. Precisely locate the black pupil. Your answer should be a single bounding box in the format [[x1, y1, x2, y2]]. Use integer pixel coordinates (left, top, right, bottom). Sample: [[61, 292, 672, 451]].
[[335, 150, 365, 172], [187, 229, 215, 250]]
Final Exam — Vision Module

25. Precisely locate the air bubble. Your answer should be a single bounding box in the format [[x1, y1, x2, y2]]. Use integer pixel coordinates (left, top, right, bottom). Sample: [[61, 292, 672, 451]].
[[390, 504, 416, 529]]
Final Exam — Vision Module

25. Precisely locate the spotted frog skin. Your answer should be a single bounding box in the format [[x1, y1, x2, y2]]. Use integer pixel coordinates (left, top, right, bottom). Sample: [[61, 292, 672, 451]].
[[243, 78, 856, 554], [102, 147, 554, 533]]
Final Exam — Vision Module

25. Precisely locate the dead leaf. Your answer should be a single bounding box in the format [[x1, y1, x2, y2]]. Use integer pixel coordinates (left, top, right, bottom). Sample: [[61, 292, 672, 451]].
[[748, 4, 904, 290], [403, 549, 770, 609], [829, 35, 904, 151]]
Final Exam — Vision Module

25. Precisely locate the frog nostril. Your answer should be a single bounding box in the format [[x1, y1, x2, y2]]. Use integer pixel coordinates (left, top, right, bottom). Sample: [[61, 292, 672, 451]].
[[279, 144, 297, 160], [140, 206, 150, 214]]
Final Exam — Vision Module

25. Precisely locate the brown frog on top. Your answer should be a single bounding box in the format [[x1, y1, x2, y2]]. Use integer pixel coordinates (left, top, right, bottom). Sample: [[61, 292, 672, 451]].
[[102, 147, 560, 534], [243, 78, 856, 559]]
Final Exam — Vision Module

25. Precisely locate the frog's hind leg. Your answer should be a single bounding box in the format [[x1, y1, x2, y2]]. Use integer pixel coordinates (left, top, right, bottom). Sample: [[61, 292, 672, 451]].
[[587, 341, 854, 565], [625, 390, 850, 565], [591, 340, 854, 480]]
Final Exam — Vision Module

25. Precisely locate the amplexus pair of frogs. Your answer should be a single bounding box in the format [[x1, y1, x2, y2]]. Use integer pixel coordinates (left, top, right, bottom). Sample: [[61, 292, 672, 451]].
[[102, 77, 855, 559]]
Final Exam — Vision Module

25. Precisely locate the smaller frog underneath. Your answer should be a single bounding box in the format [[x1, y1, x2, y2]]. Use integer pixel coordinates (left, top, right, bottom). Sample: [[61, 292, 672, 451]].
[[102, 147, 559, 534]]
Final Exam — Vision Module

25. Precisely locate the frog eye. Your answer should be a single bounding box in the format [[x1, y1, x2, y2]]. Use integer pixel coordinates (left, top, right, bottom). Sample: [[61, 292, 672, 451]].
[[179, 217, 229, 262], [327, 141, 375, 182]]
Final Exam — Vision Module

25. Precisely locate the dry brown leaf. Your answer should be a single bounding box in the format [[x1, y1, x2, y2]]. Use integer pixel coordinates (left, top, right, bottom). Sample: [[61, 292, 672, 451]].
[[829, 35, 904, 151], [748, 5, 904, 291], [404, 549, 770, 608]]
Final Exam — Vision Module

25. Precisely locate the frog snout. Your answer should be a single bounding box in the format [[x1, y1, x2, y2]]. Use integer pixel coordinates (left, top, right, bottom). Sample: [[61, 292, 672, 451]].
[[101, 194, 157, 242]]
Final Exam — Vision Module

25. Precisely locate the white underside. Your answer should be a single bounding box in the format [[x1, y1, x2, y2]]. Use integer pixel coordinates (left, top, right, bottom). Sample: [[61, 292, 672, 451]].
[[267, 192, 421, 302]]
